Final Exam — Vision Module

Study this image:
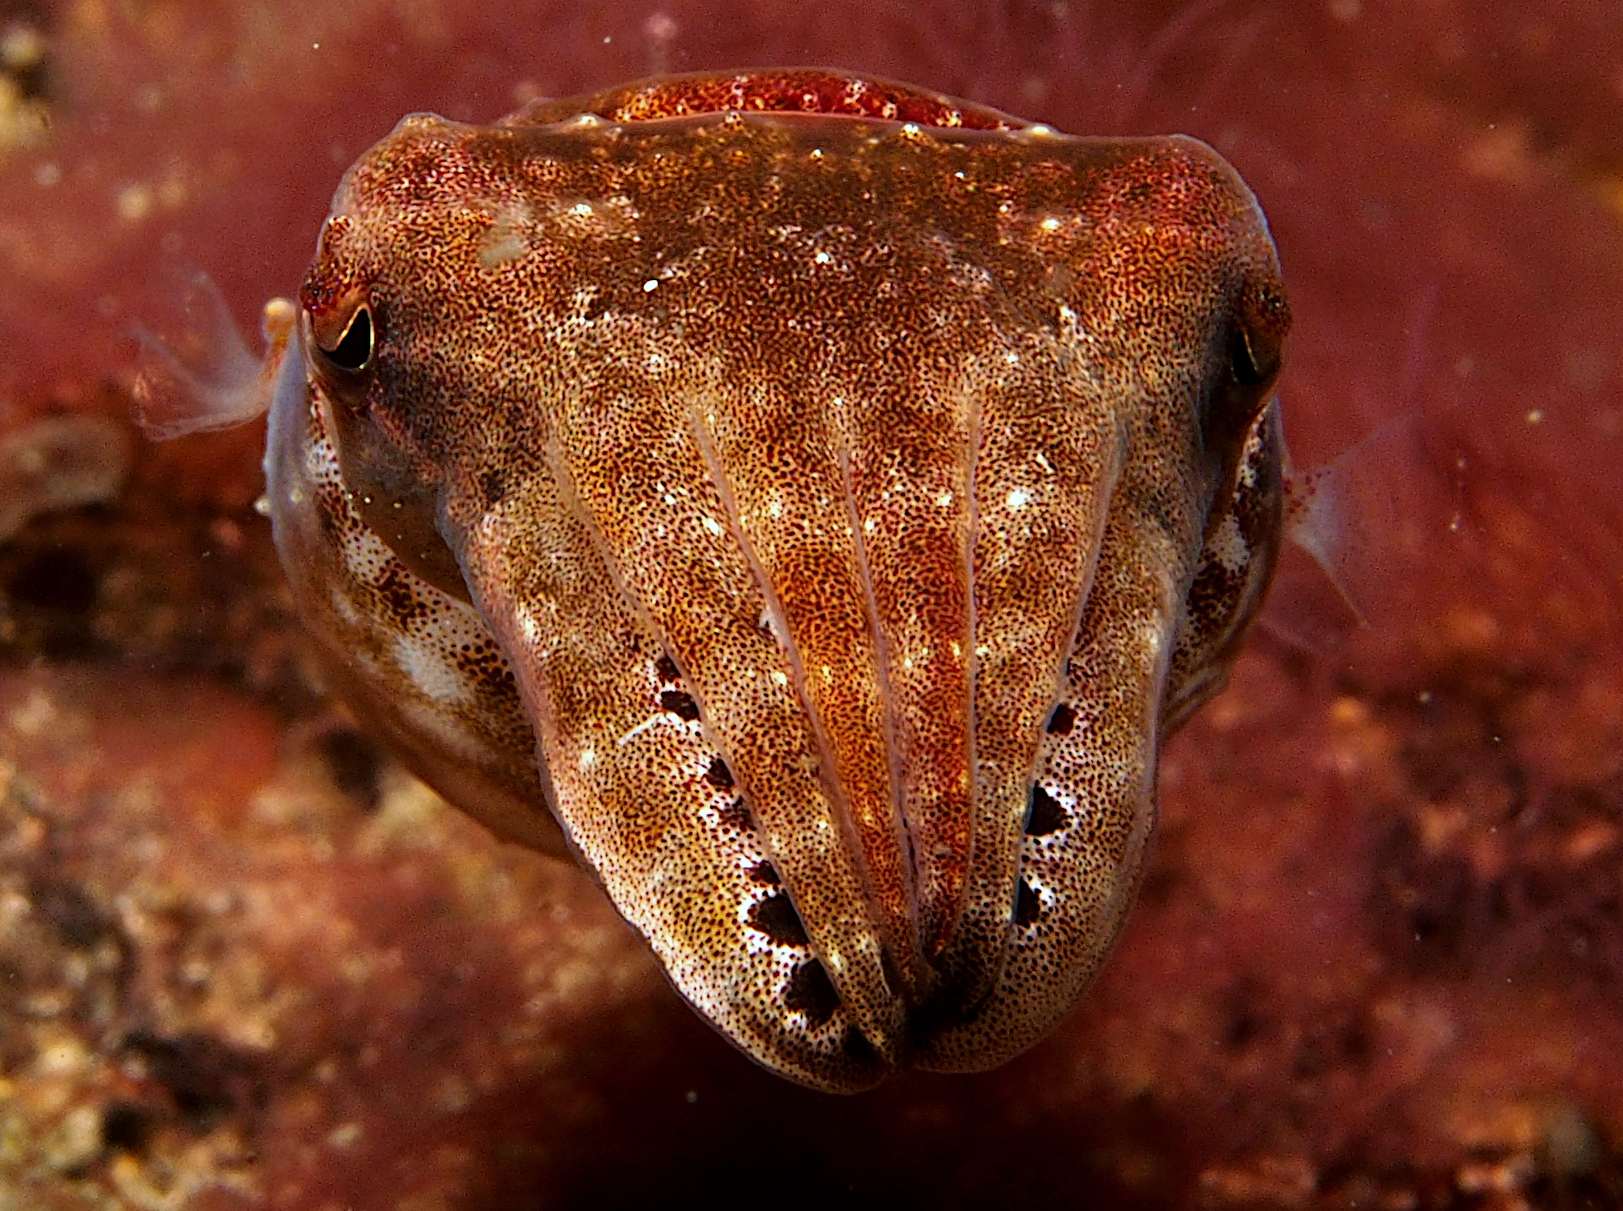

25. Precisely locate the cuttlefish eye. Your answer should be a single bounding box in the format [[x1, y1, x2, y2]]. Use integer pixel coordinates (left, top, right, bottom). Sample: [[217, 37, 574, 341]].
[[305, 295, 379, 414], [1227, 280, 1288, 391], [313, 302, 375, 373], [1229, 326, 1273, 387], [1201, 305, 1287, 471]]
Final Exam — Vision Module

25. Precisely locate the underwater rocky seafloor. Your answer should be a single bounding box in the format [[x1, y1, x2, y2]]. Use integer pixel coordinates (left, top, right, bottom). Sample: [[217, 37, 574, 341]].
[[0, 0, 1621, 1207]]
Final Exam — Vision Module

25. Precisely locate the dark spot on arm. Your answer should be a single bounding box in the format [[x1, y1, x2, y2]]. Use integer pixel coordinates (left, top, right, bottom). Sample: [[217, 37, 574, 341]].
[[1025, 785, 1069, 836], [655, 655, 680, 683], [120, 1031, 262, 1131], [703, 756, 734, 790], [843, 1026, 876, 1065], [660, 689, 700, 721], [315, 489, 344, 541], [748, 892, 810, 946], [373, 563, 428, 626], [784, 960, 839, 1027], [31, 879, 122, 951], [1046, 703, 1076, 735], [8, 547, 98, 613], [1014, 877, 1041, 927], [748, 861, 780, 885]]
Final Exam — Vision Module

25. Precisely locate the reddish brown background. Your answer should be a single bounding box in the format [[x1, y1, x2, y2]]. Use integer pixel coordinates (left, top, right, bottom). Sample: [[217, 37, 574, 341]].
[[0, 1, 1619, 1208]]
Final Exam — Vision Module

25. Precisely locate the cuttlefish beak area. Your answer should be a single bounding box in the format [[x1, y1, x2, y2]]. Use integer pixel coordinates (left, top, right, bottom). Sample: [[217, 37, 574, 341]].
[[287, 98, 1287, 1092]]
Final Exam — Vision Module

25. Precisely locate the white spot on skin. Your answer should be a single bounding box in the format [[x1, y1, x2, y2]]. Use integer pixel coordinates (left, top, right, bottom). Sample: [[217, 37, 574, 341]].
[[616, 715, 664, 748], [514, 604, 543, 649], [479, 204, 532, 268], [702, 516, 724, 537], [1006, 487, 1030, 511], [393, 634, 472, 705], [1137, 619, 1164, 659], [1209, 512, 1250, 575], [643, 278, 659, 292], [479, 232, 526, 267]]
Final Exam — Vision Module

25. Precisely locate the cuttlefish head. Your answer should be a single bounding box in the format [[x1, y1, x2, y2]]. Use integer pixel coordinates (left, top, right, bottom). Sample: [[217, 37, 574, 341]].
[[265, 69, 1288, 1091]]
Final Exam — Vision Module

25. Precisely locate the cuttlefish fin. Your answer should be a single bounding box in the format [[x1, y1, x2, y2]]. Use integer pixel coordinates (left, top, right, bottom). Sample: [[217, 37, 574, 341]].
[[1278, 412, 1439, 634], [128, 267, 294, 440]]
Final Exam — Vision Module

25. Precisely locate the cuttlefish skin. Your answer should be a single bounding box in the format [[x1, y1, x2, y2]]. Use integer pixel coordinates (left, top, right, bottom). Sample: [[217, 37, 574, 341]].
[[261, 70, 1288, 1092]]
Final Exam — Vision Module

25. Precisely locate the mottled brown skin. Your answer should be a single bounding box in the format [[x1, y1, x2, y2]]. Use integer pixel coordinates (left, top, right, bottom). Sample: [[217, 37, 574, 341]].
[[263, 69, 1288, 1091]]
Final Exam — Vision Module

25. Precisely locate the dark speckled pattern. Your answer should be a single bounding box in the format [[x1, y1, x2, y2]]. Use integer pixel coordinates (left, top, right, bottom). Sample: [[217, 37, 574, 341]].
[[265, 70, 1290, 1090]]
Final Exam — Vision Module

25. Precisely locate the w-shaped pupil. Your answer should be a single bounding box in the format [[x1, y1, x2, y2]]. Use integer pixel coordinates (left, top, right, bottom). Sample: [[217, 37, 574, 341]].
[[320, 306, 374, 371]]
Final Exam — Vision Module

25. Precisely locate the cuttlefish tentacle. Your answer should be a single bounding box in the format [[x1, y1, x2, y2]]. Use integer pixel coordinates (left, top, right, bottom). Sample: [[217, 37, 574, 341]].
[[1164, 402, 1286, 730], [840, 361, 976, 974], [926, 470, 1182, 1069], [913, 313, 1127, 1028], [449, 423, 891, 1087], [264, 345, 570, 858], [448, 313, 907, 1076]]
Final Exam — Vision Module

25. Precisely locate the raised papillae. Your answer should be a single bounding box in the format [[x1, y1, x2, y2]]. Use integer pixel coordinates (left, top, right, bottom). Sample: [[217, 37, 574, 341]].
[[153, 69, 1291, 1091]]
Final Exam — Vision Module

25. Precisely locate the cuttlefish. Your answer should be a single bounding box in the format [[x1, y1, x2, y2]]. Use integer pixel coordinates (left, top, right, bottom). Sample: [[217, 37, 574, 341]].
[[138, 68, 1291, 1092]]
